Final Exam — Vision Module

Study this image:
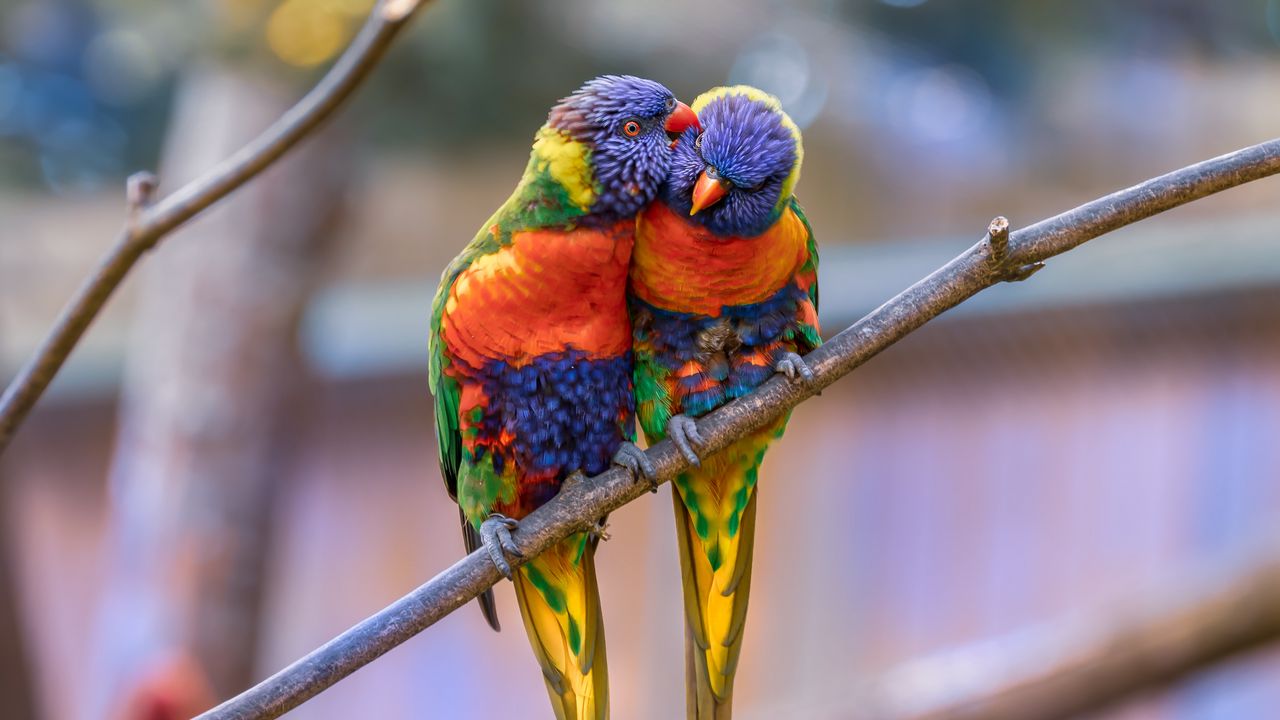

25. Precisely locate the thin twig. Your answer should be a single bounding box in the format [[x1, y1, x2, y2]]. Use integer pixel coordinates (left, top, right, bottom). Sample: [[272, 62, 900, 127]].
[[125, 171, 158, 223], [985, 215, 1010, 258], [0, 0, 431, 454], [197, 139, 1280, 720], [984, 214, 1041, 281], [865, 540, 1280, 720]]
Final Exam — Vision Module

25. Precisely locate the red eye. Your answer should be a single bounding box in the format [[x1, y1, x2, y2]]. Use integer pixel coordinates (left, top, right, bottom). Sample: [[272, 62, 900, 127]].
[[622, 120, 642, 137]]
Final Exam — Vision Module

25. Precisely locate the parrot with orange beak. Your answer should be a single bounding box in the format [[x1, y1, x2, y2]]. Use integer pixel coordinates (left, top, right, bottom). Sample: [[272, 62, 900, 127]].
[[629, 86, 820, 719], [429, 75, 698, 719]]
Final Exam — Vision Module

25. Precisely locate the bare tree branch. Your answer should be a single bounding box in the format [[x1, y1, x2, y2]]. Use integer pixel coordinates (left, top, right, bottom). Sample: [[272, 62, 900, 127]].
[[864, 541, 1280, 720], [196, 139, 1280, 720], [0, 0, 432, 455]]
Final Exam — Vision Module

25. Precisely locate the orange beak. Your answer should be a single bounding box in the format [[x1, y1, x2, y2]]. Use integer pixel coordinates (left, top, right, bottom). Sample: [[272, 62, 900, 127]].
[[664, 101, 700, 135], [689, 170, 730, 215]]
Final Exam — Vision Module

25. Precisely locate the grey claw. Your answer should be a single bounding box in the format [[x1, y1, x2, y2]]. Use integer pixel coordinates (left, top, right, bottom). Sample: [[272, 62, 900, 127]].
[[480, 513, 522, 580], [613, 441, 658, 491], [485, 543, 511, 580], [776, 352, 815, 384], [666, 414, 703, 467]]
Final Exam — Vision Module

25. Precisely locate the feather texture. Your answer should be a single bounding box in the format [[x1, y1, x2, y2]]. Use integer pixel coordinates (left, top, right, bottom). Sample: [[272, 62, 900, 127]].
[[513, 532, 609, 720], [429, 75, 683, 720], [631, 86, 818, 719], [631, 202, 817, 718]]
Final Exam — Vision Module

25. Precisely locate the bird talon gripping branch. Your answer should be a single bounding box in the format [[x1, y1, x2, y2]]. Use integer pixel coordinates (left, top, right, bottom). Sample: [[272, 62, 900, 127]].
[[612, 440, 659, 492], [479, 513, 522, 580], [775, 351, 815, 384], [665, 414, 705, 467]]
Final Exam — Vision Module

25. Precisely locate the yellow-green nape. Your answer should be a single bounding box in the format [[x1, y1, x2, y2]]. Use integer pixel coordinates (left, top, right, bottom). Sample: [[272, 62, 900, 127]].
[[691, 85, 804, 203], [691, 84, 781, 114], [530, 126, 597, 211]]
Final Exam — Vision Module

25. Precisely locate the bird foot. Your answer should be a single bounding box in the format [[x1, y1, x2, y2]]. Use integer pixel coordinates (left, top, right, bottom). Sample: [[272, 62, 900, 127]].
[[666, 414, 704, 467], [775, 351, 815, 384], [479, 513, 523, 580], [612, 441, 659, 492]]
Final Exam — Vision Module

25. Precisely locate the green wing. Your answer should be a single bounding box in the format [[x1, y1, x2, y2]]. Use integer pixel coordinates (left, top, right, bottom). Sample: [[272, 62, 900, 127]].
[[428, 255, 468, 501], [427, 206, 515, 501], [632, 319, 674, 443], [788, 196, 822, 350]]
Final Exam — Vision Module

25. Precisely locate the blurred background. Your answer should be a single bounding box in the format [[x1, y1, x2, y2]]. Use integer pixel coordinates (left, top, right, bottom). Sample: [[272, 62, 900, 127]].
[[2, 0, 1280, 718]]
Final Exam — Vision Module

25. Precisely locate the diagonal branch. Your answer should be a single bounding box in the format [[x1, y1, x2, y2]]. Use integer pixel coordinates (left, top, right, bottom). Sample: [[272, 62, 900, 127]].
[[0, 0, 432, 455], [197, 138, 1280, 720], [866, 538, 1280, 720]]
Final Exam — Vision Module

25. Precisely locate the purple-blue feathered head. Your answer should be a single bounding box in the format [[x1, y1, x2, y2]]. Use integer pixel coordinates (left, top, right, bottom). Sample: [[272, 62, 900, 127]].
[[662, 86, 803, 237], [547, 75, 698, 221]]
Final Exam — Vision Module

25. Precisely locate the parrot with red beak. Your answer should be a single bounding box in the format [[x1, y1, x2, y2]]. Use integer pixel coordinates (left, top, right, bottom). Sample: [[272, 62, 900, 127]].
[[429, 75, 698, 719], [629, 86, 820, 719]]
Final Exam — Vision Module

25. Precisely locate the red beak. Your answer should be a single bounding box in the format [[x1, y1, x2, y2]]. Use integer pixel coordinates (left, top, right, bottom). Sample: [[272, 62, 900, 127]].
[[664, 101, 700, 136], [689, 170, 730, 215]]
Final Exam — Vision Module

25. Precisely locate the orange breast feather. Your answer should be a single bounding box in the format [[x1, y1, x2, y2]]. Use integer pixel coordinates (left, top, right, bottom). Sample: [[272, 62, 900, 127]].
[[442, 223, 634, 369], [631, 202, 809, 315]]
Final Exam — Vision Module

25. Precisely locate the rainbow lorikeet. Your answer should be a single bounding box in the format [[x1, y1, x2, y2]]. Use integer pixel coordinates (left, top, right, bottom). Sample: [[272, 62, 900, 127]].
[[630, 86, 819, 719], [429, 75, 698, 720]]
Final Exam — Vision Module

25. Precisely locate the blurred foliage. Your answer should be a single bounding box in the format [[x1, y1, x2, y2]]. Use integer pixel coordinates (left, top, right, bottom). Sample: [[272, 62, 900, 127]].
[[856, 0, 1279, 58], [1, 0, 1279, 192], [0, 0, 672, 190]]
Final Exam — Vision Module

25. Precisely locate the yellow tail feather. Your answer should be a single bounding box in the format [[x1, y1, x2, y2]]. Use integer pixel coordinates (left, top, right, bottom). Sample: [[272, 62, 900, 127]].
[[512, 532, 609, 720], [672, 448, 761, 720]]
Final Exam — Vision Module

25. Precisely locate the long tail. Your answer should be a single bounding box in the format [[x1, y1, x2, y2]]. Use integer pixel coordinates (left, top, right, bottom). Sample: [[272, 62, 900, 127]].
[[512, 531, 609, 720], [671, 442, 764, 720], [460, 508, 502, 631]]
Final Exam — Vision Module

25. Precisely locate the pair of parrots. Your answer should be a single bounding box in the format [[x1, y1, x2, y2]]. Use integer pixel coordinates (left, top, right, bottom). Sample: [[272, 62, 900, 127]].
[[429, 75, 820, 720]]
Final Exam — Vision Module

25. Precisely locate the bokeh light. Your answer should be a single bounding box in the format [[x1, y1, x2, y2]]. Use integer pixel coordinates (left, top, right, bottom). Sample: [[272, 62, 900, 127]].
[[84, 28, 162, 106], [885, 63, 992, 144], [267, 0, 372, 68], [729, 32, 828, 129]]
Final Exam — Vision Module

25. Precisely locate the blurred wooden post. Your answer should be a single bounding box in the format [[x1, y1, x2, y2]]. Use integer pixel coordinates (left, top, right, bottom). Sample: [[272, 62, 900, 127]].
[[0, 477, 38, 720], [89, 63, 352, 718]]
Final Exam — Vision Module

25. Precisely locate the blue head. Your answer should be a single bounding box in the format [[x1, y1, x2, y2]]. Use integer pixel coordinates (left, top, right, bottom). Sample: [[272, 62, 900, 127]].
[[546, 75, 699, 222], [662, 86, 803, 237]]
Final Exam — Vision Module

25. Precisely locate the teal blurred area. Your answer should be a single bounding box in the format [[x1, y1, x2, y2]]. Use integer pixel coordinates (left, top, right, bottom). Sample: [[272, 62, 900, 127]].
[[2, 1, 1280, 718]]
